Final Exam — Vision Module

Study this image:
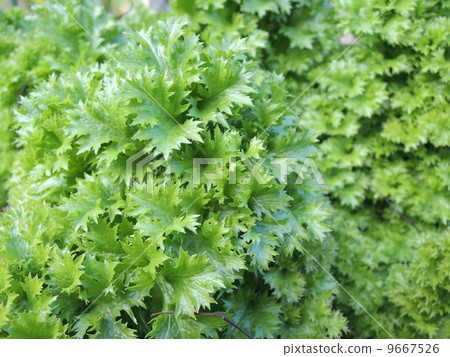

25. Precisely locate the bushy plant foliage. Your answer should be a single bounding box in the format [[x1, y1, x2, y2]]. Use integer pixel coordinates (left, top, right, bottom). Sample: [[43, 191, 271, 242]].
[[300, 0, 449, 338], [0, 0, 157, 207], [170, 0, 338, 86], [1, 0, 448, 339], [333, 209, 449, 338], [171, 0, 450, 338], [0, 15, 344, 338], [0, 7, 27, 207], [0, 0, 123, 207]]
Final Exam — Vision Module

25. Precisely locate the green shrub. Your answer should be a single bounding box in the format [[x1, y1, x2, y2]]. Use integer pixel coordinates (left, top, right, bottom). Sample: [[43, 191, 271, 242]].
[[300, 0, 449, 338], [0, 7, 27, 207], [0, 0, 154, 207], [1, 0, 447, 339], [0, 18, 344, 338], [333, 209, 449, 338], [171, 0, 450, 338]]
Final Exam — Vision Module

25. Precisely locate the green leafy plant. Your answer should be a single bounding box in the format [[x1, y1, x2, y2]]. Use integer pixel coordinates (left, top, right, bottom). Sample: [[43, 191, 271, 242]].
[[0, 0, 157, 207], [1, 0, 448, 339], [0, 0, 123, 206], [170, 0, 450, 338], [299, 0, 449, 338], [0, 17, 344, 339], [0, 7, 27, 207]]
